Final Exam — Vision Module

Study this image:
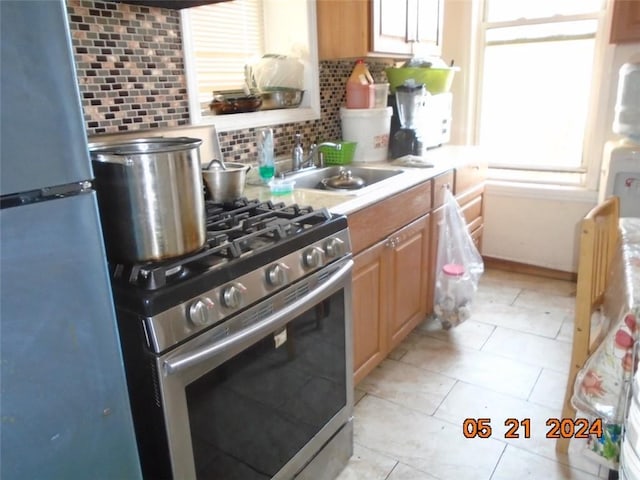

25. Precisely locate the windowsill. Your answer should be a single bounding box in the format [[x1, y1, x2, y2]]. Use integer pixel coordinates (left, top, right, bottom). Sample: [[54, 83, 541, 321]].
[[192, 106, 321, 133]]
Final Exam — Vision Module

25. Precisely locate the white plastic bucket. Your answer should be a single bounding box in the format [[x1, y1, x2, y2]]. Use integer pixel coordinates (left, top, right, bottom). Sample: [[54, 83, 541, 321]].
[[340, 106, 392, 163]]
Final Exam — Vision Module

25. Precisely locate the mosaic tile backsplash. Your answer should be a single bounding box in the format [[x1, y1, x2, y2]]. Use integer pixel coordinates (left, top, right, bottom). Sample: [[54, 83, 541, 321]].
[[67, 0, 392, 162]]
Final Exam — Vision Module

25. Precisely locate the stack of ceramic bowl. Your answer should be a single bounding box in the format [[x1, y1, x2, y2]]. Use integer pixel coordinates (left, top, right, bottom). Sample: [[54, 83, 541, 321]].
[[620, 369, 640, 479]]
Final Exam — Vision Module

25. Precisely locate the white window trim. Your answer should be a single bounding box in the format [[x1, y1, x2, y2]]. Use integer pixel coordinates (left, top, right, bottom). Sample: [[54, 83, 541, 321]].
[[443, 0, 617, 194], [180, 0, 321, 133]]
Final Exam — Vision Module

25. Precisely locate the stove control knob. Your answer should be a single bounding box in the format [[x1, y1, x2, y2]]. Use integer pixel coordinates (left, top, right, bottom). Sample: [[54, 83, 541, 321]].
[[221, 283, 245, 309], [266, 263, 288, 287], [303, 246, 324, 269], [324, 237, 345, 258], [188, 297, 216, 327]]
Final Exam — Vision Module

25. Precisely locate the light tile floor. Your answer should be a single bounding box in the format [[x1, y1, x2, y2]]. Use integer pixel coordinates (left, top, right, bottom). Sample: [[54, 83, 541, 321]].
[[337, 268, 614, 480]]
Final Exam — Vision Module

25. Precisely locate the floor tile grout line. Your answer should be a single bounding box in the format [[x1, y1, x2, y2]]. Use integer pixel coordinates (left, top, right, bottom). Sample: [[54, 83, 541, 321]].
[[477, 323, 497, 350], [359, 384, 563, 447], [398, 327, 570, 381], [470, 314, 571, 342], [508, 287, 524, 307], [488, 441, 508, 480], [476, 323, 573, 374], [424, 380, 604, 477], [359, 391, 458, 424], [526, 364, 546, 403], [495, 443, 603, 479], [350, 439, 401, 479], [431, 377, 459, 418]]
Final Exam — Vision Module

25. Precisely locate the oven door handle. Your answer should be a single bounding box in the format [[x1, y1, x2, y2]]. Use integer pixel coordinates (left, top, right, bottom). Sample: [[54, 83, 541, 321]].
[[163, 258, 353, 376]]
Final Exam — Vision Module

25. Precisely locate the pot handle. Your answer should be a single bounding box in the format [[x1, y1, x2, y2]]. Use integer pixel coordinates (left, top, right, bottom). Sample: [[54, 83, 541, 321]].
[[245, 165, 252, 173]]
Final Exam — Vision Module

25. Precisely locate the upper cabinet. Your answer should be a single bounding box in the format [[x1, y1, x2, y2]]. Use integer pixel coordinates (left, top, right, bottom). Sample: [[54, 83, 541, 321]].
[[317, 0, 443, 60], [610, 0, 640, 43]]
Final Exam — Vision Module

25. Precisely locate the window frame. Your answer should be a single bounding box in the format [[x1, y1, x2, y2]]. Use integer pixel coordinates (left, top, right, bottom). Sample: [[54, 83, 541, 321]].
[[180, 0, 321, 133], [453, 0, 612, 190]]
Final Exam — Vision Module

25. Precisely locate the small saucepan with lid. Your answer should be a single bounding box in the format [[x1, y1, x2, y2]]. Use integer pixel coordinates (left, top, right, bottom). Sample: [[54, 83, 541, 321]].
[[202, 159, 251, 203], [321, 170, 366, 192]]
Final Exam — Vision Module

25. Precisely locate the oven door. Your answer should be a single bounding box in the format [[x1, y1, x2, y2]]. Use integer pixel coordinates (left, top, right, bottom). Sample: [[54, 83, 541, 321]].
[[157, 257, 353, 480]]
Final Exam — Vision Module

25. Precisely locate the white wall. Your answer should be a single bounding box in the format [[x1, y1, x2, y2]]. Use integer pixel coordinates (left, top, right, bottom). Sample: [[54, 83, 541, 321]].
[[442, 0, 640, 273], [482, 187, 595, 272]]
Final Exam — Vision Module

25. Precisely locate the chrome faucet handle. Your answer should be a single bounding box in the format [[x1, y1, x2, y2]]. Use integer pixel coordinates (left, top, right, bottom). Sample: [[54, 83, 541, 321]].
[[310, 142, 341, 168], [302, 143, 318, 169]]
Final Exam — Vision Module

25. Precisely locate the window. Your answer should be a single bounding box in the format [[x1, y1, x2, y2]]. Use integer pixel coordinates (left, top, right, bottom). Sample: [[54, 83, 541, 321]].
[[187, 0, 265, 100], [181, 0, 321, 132], [474, 0, 607, 186]]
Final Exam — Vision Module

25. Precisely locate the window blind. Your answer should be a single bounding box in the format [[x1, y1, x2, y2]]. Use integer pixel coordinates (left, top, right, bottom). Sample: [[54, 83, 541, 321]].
[[189, 0, 264, 102]]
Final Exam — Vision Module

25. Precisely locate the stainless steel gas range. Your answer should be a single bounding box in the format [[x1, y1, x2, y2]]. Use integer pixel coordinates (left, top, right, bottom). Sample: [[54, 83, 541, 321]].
[[110, 198, 354, 479]]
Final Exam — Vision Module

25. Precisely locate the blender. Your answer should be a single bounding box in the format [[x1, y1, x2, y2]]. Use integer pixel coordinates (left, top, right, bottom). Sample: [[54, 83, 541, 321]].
[[390, 81, 429, 159]]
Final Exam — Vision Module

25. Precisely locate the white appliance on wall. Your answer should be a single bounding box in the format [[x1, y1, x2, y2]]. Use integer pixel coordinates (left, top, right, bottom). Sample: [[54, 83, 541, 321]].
[[599, 139, 640, 217], [599, 58, 640, 217]]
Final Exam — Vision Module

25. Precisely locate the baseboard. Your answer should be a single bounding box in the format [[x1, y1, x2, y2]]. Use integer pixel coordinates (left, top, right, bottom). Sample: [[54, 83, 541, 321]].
[[482, 256, 577, 282]]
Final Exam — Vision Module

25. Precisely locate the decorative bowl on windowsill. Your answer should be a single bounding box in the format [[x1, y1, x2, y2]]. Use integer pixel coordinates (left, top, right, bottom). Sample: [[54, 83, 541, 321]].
[[259, 88, 304, 110], [209, 90, 263, 115]]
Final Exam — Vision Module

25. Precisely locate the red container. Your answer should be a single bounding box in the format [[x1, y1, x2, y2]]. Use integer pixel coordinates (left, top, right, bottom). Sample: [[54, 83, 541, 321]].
[[346, 59, 374, 109]]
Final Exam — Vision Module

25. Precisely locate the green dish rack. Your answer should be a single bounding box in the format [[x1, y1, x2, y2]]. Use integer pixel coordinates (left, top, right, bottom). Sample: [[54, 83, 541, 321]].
[[319, 141, 357, 165]]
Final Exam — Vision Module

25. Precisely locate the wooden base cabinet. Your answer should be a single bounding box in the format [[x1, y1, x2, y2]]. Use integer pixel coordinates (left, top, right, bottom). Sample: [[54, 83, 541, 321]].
[[387, 214, 430, 351], [352, 214, 430, 384], [349, 165, 486, 385], [352, 241, 387, 384], [348, 181, 432, 384]]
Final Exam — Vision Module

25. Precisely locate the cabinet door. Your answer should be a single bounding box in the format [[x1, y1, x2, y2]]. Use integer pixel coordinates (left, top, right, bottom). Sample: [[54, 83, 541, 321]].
[[387, 214, 430, 350], [427, 205, 445, 315], [610, 0, 640, 43], [353, 240, 388, 385], [317, 0, 370, 60], [414, 0, 443, 56], [372, 0, 413, 55], [459, 193, 484, 233]]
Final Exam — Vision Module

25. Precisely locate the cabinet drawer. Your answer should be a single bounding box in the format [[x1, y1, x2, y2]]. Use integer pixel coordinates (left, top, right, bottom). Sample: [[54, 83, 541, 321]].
[[470, 224, 483, 252], [349, 181, 432, 255], [432, 170, 454, 210], [460, 194, 483, 227], [454, 163, 487, 195]]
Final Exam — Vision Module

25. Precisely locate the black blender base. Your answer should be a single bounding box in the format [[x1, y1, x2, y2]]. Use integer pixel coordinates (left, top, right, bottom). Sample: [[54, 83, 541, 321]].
[[390, 129, 423, 159]]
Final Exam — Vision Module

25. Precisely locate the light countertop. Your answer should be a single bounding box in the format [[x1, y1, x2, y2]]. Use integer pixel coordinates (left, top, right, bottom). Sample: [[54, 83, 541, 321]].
[[243, 146, 487, 216]]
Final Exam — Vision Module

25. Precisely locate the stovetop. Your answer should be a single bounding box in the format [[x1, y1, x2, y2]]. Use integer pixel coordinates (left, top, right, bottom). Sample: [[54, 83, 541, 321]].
[[109, 198, 349, 317]]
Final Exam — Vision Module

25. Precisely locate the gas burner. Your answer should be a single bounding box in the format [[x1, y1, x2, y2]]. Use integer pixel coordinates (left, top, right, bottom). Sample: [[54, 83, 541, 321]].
[[109, 199, 336, 291]]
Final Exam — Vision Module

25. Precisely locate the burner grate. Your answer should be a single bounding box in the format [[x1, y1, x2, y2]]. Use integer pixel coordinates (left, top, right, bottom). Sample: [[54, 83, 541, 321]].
[[109, 199, 335, 290]]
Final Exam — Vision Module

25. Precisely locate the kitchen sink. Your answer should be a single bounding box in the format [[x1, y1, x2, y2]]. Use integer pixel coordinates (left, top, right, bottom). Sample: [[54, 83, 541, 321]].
[[285, 166, 404, 193]]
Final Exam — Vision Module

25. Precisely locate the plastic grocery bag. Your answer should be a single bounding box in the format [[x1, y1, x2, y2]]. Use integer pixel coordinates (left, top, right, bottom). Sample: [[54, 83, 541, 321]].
[[433, 189, 484, 329]]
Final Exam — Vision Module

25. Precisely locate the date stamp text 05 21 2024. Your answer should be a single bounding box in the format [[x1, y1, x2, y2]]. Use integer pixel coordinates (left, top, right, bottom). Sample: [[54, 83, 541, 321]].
[[462, 418, 604, 440]]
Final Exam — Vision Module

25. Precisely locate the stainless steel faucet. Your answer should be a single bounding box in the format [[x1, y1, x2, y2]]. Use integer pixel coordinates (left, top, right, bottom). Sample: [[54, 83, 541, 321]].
[[302, 142, 341, 169], [291, 133, 304, 171]]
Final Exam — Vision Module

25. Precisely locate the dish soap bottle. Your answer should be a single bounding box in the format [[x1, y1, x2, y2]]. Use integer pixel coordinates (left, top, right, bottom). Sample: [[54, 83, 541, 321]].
[[346, 59, 374, 109], [257, 127, 275, 183]]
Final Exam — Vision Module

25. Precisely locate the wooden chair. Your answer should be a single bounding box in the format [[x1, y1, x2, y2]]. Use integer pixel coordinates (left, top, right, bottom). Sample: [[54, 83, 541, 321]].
[[557, 196, 620, 454]]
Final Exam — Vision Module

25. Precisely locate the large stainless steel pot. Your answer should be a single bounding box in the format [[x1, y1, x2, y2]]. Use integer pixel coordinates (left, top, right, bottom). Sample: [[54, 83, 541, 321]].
[[89, 137, 206, 263]]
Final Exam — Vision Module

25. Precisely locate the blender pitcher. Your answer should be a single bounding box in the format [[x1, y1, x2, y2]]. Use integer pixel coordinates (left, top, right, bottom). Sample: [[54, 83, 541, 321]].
[[391, 81, 428, 158]]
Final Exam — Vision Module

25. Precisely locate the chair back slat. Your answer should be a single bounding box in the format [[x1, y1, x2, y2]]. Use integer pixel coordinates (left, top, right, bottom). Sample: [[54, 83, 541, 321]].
[[557, 196, 620, 454]]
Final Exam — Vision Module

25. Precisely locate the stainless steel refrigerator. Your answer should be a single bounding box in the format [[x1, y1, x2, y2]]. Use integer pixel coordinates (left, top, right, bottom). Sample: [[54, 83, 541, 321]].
[[0, 1, 142, 478]]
